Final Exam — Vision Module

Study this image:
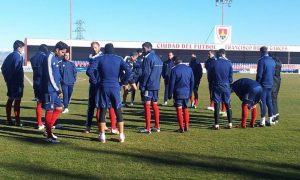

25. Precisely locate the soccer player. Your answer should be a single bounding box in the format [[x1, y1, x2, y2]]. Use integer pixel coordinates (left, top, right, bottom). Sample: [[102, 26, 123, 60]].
[[59, 50, 77, 113], [1, 40, 25, 126], [130, 49, 143, 105], [205, 50, 216, 111], [161, 52, 174, 106], [96, 43, 130, 143], [270, 53, 282, 123], [168, 56, 194, 133], [41, 41, 68, 143], [209, 49, 233, 130], [189, 53, 203, 108], [139, 42, 163, 134], [256, 46, 275, 126], [84, 42, 103, 133], [86, 42, 117, 134], [121, 52, 139, 107], [30, 44, 48, 129], [232, 78, 262, 128]]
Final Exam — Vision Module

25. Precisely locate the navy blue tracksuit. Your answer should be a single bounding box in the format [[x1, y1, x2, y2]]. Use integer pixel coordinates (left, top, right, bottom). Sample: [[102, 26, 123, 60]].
[[256, 54, 275, 118], [30, 51, 47, 100], [85, 52, 102, 127], [189, 58, 203, 90], [1, 51, 24, 99], [59, 59, 77, 108], [205, 57, 216, 101], [162, 58, 174, 102], [272, 57, 282, 116], [93, 52, 130, 122], [209, 57, 233, 104], [209, 57, 233, 125], [41, 52, 62, 110], [141, 50, 163, 102], [168, 63, 194, 107], [232, 78, 262, 109]]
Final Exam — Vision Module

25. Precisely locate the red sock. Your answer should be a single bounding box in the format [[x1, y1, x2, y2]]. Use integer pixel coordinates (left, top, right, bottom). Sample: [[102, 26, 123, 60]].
[[176, 108, 184, 129], [144, 104, 151, 130], [152, 103, 160, 128], [241, 104, 248, 126], [45, 111, 54, 138], [36, 101, 43, 126], [109, 107, 116, 129], [250, 107, 257, 126], [51, 108, 62, 128], [14, 100, 21, 124], [96, 108, 101, 124], [183, 107, 190, 129], [210, 100, 214, 108], [6, 99, 13, 122], [221, 102, 226, 112]]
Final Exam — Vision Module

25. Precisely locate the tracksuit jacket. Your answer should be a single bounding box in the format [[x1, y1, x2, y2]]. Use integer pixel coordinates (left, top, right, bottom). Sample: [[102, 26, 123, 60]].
[[189, 58, 203, 85], [141, 50, 163, 91], [205, 57, 216, 83], [256, 54, 275, 88], [41, 52, 61, 94], [95, 53, 131, 88], [86, 52, 102, 85], [232, 78, 262, 103], [162, 59, 174, 84], [209, 57, 233, 85], [1, 51, 24, 87], [30, 51, 46, 90], [59, 59, 77, 85], [168, 63, 194, 99]]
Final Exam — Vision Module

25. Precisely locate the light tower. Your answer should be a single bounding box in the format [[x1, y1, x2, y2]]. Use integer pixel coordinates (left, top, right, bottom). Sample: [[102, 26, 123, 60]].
[[216, 0, 233, 25], [69, 0, 72, 59]]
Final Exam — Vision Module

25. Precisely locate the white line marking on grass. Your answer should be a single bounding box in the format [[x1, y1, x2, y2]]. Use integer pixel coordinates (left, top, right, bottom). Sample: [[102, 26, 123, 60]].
[[24, 74, 33, 86]]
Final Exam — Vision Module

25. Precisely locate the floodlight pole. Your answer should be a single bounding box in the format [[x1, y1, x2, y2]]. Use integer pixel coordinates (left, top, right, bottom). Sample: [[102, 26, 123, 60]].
[[69, 0, 72, 60], [216, 0, 232, 25], [222, 3, 224, 25]]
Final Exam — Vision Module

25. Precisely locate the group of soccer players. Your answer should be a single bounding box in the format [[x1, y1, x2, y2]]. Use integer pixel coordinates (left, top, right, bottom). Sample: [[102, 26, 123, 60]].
[[1, 40, 281, 143]]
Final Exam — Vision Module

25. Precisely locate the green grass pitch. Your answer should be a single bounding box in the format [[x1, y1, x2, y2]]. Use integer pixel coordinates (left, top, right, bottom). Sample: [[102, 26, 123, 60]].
[[0, 73, 299, 179]]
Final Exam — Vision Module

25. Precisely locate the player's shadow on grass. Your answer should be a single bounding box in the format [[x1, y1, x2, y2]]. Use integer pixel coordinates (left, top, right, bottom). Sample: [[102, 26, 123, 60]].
[[75, 146, 300, 179], [71, 98, 88, 102], [70, 101, 88, 106], [0, 127, 47, 145], [0, 104, 35, 110], [0, 162, 100, 179]]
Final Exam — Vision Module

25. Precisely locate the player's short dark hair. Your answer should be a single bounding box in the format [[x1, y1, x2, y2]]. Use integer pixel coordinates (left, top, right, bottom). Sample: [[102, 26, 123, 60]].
[[208, 50, 215, 54], [218, 49, 226, 55], [142, 42, 152, 49], [130, 52, 138, 57], [13, 40, 25, 50], [172, 56, 182, 64], [104, 43, 114, 54], [136, 49, 143, 53], [38, 44, 48, 54], [216, 49, 226, 58], [91, 41, 100, 47], [55, 41, 68, 50], [260, 46, 268, 54]]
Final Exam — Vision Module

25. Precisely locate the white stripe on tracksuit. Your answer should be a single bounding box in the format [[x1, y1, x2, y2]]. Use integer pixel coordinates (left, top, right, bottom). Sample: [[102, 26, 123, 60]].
[[48, 53, 59, 92]]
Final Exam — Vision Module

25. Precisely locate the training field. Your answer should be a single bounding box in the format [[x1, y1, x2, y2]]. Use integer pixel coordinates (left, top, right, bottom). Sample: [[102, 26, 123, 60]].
[[0, 73, 299, 179]]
